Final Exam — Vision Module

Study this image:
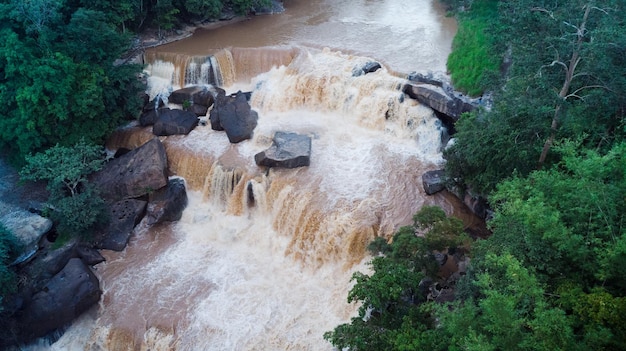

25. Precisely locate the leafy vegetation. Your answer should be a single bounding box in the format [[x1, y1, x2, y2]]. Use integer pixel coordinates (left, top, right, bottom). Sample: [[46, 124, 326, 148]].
[[0, 224, 19, 299], [328, 1, 626, 350], [446, 0, 501, 96], [324, 206, 467, 350], [445, 0, 626, 195], [20, 140, 108, 241]]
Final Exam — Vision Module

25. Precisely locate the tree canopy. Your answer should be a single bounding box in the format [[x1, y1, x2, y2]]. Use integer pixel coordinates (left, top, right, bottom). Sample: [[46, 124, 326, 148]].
[[328, 1, 626, 350]]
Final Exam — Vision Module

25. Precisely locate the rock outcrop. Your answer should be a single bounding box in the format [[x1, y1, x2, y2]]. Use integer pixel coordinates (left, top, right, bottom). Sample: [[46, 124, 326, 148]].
[[402, 83, 475, 123], [146, 178, 188, 225], [255, 132, 312, 168], [422, 169, 446, 195], [152, 108, 199, 136], [169, 86, 214, 107], [17, 258, 101, 340], [209, 90, 258, 143], [94, 199, 147, 251], [91, 138, 168, 201]]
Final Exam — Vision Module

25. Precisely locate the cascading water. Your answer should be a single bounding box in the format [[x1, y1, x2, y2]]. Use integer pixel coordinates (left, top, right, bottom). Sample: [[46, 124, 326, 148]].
[[39, 45, 460, 351]]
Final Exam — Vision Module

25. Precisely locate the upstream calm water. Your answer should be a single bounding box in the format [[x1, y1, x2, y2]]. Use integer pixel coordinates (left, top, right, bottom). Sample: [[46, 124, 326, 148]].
[[152, 0, 457, 75], [35, 1, 464, 350]]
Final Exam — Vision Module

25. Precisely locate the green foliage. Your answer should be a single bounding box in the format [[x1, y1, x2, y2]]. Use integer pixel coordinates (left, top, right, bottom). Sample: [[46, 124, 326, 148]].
[[0, 224, 19, 298], [184, 0, 224, 19], [446, 0, 501, 96], [324, 206, 466, 351], [20, 140, 108, 239], [0, 1, 145, 164], [445, 0, 626, 195]]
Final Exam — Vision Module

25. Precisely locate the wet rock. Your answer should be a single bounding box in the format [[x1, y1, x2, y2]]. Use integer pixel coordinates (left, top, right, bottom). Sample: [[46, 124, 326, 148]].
[[1, 210, 52, 265], [139, 107, 167, 126], [169, 85, 215, 107], [21, 241, 79, 292], [189, 103, 209, 117], [402, 83, 475, 122], [17, 258, 101, 340], [94, 199, 147, 251], [75, 245, 105, 266], [422, 169, 446, 195], [352, 61, 382, 76], [210, 91, 258, 143], [146, 178, 188, 225], [152, 108, 199, 136], [92, 138, 168, 201], [255, 132, 311, 168]]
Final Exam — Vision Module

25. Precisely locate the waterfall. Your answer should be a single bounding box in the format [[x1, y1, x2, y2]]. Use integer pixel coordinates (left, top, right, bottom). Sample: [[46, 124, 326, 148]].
[[43, 46, 453, 351]]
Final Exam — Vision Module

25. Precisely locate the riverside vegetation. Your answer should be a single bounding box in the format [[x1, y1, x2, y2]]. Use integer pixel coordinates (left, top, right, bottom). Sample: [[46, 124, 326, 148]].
[[0, 0, 625, 350], [325, 0, 626, 350]]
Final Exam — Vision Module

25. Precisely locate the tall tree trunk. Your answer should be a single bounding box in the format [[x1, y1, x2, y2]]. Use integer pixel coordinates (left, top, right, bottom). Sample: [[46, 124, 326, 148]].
[[537, 4, 591, 169]]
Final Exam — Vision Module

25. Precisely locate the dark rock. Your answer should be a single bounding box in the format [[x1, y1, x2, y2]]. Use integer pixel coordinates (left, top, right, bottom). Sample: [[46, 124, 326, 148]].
[[169, 86, 215, 107], [352, 61, 382, 76], [18, 258, 101, 340], [464, 193, 489, 220], [255, 132, 311, 168], [75, 245, 105, 266], [211, 91, 258, 143], [146, 178, 188, 225], [407, 72, 445, 87], [402, 83, 476, 122], [422, 169, 446, 195], [21, 241, 79, 292], [190, 103, 209, 117], [208, 88, 227, 131], [139, 107, 168, 126], [143, 96, 166, 111], [91, 138, 168, 201], [94, 199, 147, 251], [152, 108, 199, 136]]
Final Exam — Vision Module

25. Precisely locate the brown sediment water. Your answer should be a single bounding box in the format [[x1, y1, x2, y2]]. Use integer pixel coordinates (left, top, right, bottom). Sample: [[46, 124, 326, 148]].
[[40, 2, 474, 350]]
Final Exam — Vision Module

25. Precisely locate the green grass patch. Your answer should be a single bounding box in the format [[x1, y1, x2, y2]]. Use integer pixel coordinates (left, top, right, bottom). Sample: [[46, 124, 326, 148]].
[[447, 0, 501, 97]]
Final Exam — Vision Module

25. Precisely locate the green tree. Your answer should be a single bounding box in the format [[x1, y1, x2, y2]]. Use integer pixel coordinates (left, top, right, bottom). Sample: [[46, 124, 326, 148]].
[[444, 0, 626, 195], [0, 224, 19, 299], [324, 206, 466, 351], [0, 1, 144, 164], [20, 140, 108, 239]]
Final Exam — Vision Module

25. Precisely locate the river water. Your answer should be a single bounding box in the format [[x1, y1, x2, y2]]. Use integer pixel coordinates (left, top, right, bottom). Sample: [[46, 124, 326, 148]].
[[36, 1, 467, 350]]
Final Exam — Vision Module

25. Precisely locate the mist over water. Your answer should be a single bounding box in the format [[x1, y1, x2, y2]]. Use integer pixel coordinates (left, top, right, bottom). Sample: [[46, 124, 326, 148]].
[[35, 1, 462, 350]]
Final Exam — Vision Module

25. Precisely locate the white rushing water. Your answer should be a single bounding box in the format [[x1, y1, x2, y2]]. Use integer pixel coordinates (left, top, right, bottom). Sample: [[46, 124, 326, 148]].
[[33, 46, 450, 351], [22, 0, 459, 349]]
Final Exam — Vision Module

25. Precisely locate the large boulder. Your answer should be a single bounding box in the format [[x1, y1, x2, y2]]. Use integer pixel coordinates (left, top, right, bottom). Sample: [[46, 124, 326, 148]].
[[146, 178, 188, 225], [422, 169, 446, 195], [210, 91, 258, 143], [92, 138, 168, 201], [20, 240, 80, 293], [152, 108, 199, 136], [17, 258, 101, 340], [94, 199, 147, 251], [139, 107, 167, 126], [169, 85, 214, 107], [402, 84, 475, 122], [1, 210, 52, 265], [255, 132, 311, 168]]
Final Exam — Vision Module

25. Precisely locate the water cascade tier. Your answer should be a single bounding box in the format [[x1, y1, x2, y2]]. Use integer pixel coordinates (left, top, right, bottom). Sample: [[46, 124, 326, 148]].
[[44, 46, 468, 351]]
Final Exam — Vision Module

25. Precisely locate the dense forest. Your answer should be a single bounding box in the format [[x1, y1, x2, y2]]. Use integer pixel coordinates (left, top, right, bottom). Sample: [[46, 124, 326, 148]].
[[325, 0, 626, 350], [0, 0, 625, 349]]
